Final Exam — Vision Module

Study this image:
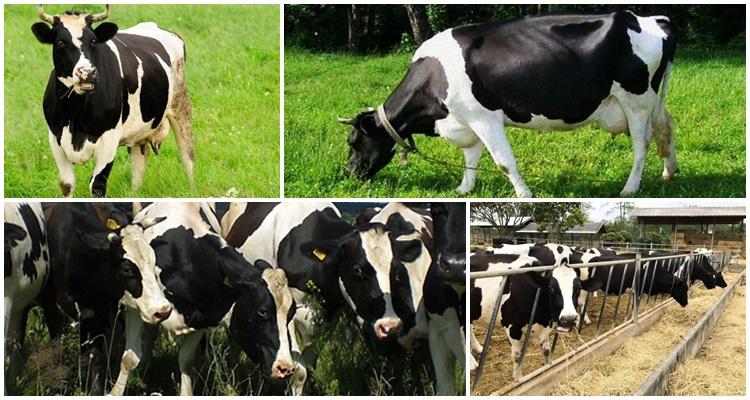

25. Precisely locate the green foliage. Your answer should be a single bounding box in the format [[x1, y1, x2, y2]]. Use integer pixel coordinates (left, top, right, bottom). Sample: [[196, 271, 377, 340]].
[[284, 47, 745, 198], [601, 230, 632, 243], [643, 230, 671, 244], [285, 4, 746, 53], [4, 4, 280, 197]]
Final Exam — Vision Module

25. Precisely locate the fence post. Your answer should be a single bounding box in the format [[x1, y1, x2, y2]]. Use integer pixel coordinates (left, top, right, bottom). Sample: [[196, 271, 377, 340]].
[[472, 276, 507, 393], [633, 253, 641, 325]]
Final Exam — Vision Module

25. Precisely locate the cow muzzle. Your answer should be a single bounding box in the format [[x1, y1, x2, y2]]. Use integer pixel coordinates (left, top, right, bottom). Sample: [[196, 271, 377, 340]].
[[271, 359, 295, 380], [556, 314, 578, 333], [150, 305, 173, 324], [74, 66, 98, 92], [374, 318, 402, 339]]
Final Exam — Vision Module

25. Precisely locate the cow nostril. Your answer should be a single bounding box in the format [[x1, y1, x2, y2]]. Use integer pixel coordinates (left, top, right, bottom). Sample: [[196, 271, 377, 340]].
[[153, 307, 172, 323]]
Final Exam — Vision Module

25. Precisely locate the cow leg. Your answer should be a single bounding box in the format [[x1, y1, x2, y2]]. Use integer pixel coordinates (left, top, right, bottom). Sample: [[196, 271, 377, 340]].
[[129, 145, 149, 190], [167, 58, 195, 185], [428, 323, 457, 395], [620, 108, 653, 196], [90, 131, 119, 197], [457, 140, 485, 195], [469, 324, 483, 354], [653, 108, 677, 180], [505, 325, 524, 381], [48, 131, 76, 197], [178, 330, 204, 396], [469, 116, 532, 197], [289, 319, 307, 396], [110, 309, 144, 396]]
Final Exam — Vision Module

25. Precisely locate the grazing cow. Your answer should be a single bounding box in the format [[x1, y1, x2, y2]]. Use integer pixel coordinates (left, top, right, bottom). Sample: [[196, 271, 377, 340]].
[[423, 202, 466, 395], [42, 202, 171, 395], [340, 11, 676, 197], [32, 5, 194, 197], [110, 203, 297, 396], [650, 251, 726, 289], [4, 203, 50, 392], [223, 202, 430, 393], [583, 253, 688, 306], [470, 248, 602, 379]]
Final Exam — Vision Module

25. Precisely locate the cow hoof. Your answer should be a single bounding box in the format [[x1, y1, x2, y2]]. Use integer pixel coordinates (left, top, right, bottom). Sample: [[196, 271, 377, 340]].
[[456, 186, 472, 196], [516, 189, 533, 198]]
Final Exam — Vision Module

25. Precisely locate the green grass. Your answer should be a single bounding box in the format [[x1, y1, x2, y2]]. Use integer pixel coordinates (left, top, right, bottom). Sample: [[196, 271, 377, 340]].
[[5, 5, 280, 198], [284, 47, 746, 198]]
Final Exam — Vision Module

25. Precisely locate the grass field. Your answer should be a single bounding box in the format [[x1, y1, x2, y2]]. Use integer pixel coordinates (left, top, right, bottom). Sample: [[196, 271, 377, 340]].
[[4, 5, 280, 198], [284, 47, 746, 198]]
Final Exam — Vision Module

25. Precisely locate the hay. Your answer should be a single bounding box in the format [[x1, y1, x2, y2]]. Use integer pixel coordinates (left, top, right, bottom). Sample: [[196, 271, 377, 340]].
[[667, 283, 746, 395], [550, 271, 744, 395]]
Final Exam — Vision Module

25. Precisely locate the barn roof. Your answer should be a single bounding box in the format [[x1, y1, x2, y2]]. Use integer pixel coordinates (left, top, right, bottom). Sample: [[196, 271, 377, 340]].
[[516, 222, 605, 234], [631, 207, 746, 217]]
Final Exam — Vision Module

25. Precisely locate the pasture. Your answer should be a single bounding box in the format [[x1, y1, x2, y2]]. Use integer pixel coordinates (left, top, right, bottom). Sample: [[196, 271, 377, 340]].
[[284, 47, 745, 198], [4, 5, 280, 198]]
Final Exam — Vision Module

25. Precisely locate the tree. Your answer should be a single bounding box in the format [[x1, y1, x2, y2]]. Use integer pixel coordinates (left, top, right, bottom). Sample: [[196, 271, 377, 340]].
[[531, 203, 586, 237], [405, 5, 431, 45], [347, 5, 366, 53], [470, 202, 533, 236]]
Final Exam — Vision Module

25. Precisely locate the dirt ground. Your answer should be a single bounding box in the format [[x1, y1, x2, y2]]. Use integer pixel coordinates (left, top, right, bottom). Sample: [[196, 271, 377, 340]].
[[470, 270, 744, 395]]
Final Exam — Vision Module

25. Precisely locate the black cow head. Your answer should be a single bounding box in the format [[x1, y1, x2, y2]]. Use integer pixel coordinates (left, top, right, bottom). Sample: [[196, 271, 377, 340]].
[[671, 277, 689, 307], [696, 254, 726, 288], [301, 223, 403, 340], [339, 110, 396, 180], [31, 5, 117, 95], [523, 266, 602, 333], [222, 256, 296, 380], [431, 203, 466, 283]]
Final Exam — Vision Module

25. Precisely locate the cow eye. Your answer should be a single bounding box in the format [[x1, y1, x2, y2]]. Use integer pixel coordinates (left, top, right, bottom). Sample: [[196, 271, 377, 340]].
[[256, 309, 269, 320], [353, 264, 364, 279], [55, 40, 65, 48], [90, 38, 97, 46], [121, 262, 134, 277]]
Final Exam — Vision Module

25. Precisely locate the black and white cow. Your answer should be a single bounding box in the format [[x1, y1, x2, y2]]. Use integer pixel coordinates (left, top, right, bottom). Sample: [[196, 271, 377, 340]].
[[470, 245, 602, 379], [649, 250, 726, 289], [341, 11, 677, 197], [32, 5, 194, 197], [422, 202, 466, 395], [4, 203, 50, 391], [110, 203, 297, 396], [42, 202, 172, 395]]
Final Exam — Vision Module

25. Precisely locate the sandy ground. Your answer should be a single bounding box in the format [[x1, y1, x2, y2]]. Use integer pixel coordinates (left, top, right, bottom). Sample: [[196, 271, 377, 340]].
[[470, 270, 744, 395], [667, 281, 746, 395]]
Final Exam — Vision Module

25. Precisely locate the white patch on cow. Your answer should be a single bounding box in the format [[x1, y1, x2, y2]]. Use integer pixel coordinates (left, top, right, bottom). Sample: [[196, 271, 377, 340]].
[[359, 228, 401, 327], [551, 266, 579, 323], [59, 15, 86, 47], [119, 225, 172, 325], [262, 268, 295, 376]]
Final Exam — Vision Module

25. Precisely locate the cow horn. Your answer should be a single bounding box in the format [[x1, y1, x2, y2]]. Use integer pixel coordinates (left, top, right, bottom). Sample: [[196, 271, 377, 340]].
[[38, 5, 54, 24], [107, 232, 120, 242], [337, 116, 356, 125], [91, 4, 110, 22]]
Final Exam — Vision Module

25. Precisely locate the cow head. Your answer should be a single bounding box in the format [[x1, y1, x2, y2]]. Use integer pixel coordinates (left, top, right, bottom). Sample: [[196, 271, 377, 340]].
[[523, 267, 602, 333], [302, 223, 403, 340], [339, 110, 396, 180], [431, 203, 466, 283], [221, 257, 296, 380], [118, 224, 173, 325], [31, 5, 117, 95], [670, 277, 689, 307], [696, 254, 727, 288]]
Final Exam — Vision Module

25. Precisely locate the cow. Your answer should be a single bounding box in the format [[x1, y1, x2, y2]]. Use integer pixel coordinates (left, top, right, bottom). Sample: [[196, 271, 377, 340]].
[[42, 202, 171, 395], [222, 202, 433, 393], [4, 203, 50, 392], [649, 251, 727, 289], [109, 203, 297, 396], [340, 11, 677, 197], [470, 246, 602, 379], [32, 5, 194, 197], [422, 202, 466, 395]]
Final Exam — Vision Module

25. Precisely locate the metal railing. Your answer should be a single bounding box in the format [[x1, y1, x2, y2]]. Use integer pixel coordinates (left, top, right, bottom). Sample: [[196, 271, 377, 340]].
[[470, 250, 734, 394]]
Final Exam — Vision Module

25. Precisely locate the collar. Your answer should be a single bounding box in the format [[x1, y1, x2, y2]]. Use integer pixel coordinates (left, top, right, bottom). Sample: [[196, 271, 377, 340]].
[[377, 104, 415, 151]]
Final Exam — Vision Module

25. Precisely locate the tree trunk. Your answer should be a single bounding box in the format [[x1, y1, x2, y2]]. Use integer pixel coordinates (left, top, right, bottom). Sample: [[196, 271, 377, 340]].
[[405, 5, 432, 45], [347, 5, 364, 53]]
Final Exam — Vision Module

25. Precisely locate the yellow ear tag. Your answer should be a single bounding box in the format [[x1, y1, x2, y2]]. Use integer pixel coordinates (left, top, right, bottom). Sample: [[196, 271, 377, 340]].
[[106, 218, 120, 230], [313, 248, 327, 261]]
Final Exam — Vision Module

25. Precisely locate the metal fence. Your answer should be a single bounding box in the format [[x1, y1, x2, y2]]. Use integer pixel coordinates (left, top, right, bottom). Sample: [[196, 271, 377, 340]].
[[470, 250, 734, 394]]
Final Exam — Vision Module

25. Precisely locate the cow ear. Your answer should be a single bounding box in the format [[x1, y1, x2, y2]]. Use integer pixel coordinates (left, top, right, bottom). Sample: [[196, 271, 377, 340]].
[[149, 238, 169, 249], [392, 238, 422, 263], [32, 22, 55, 44], [218, 257, 246, 288], [581, 277, 603, 292], [5, 223, 28, 245], [358, 113, 378, 136], [75, 228, 113, 251], [94, 22, 118, 43], [300, 239, 340, 263]]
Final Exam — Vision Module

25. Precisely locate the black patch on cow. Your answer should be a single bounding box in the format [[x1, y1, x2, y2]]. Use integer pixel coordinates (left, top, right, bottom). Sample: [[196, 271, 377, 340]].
[[18, 204, 47, 281], [557, 245, 563, 254], [470, 253, 520, 272], [111, 33, 171, 128], [198, 206, 218, 234], [91, 161, 114, 197], [225, 203, 281, 248], [5, 223, 27, 277], [452, 12, 653, 124], [651, 18, 677, 92]]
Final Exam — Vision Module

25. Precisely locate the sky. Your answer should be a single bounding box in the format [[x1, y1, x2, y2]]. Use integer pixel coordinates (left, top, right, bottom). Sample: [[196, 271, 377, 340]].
[[586, 199, 747, 222]]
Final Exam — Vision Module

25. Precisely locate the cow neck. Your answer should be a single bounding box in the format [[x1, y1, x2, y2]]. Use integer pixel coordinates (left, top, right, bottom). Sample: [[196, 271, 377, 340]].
[[379, 88, 442, 140]]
